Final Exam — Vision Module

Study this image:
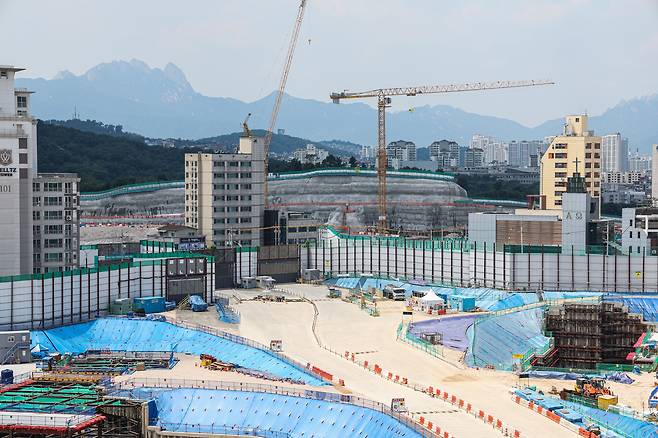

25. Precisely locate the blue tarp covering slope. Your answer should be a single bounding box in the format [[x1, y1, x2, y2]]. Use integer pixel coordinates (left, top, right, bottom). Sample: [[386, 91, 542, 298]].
[[123, 387, 422, 438], [465, 307, 549, 370], [604, 297, 658, 322], [31, 318, 325, 386]]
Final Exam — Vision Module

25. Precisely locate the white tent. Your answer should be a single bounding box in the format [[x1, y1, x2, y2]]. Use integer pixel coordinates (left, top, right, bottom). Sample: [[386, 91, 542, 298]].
[[419, 290, 444, 308]]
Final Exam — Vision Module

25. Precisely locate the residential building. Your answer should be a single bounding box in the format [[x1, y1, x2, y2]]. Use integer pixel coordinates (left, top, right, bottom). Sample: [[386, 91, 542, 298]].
[[508, 140, 544, 168], [292, 143, 329, 165], [0, 65, 81, 276], [386, 140, 416, 165], [360, 145, 374, 161], [601, 133, 629, 172], [185, 133, 266, 248], [540, 115, 602, 210], [602, 171, 645, 185], [629, 150, 651, 173], [470, 134, 507, 165], [32, 173, 80, 273], [0, 66, 37, 275], [464, 148, 484, 168], [429, 140, 460, 167]]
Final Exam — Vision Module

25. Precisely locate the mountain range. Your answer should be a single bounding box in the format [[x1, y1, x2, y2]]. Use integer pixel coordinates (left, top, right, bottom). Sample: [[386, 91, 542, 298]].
[[18, 59, 658, 153]]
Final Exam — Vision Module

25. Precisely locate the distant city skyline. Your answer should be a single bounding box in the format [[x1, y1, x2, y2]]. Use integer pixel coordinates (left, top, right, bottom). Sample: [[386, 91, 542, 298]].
[[2, 0, 658, 126]]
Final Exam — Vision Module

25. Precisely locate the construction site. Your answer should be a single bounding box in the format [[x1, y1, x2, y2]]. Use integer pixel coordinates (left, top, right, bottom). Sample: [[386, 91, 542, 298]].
[[3, 1, 658, 438]]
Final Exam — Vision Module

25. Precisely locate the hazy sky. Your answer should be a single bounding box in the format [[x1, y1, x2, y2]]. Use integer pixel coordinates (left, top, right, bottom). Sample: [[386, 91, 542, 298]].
[[2, 0, 658, 126]]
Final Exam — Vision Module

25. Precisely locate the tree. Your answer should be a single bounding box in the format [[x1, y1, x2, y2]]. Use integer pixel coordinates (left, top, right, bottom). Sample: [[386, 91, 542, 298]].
[[321, 154, 342, 167], [348, 156, 358, 167]]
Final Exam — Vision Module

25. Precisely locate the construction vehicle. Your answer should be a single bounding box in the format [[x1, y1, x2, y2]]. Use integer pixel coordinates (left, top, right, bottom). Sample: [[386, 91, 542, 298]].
[[561, 377, 618, 410], [330, 79, 554, 233], [574, 377, 613, 399]]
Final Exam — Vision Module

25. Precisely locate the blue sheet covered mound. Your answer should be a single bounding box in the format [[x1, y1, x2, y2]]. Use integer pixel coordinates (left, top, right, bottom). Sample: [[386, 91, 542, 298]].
[[31, 318, 325, 386], [126, 387, 422, 438], [604, 296, 658, 322], [465, 307, 549, 370]]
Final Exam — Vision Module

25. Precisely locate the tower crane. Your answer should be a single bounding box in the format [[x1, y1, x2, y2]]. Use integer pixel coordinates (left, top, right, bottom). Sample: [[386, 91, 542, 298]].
[[263, 0, 308, 208], [330, 79, 555, 233]]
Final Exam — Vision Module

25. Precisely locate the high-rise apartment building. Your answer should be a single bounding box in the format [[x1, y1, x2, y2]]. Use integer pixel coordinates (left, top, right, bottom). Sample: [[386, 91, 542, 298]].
[[0, 66, 37, 275], [464, 148, 484, 168], [429, 140, 460, 167], [185, 134, 265, 248], [32, 174, 81, 273], [629, 150, 651, 173], [508, 140, 544, 168], [540, 115, 602, 210], [601, 133, 629, 172], [386, 140, 416, 165], [0, 65, 80, 276]]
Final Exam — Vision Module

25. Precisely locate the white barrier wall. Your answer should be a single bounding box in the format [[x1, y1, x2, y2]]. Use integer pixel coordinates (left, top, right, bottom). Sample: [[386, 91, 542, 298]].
[[0, 256, 214, 331], [300, 239, 658, 293]]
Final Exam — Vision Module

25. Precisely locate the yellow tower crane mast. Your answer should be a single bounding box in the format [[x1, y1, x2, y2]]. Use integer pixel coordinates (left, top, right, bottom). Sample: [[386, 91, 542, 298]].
[[330, 79, 555, 234], [263, 0, 308, 208]]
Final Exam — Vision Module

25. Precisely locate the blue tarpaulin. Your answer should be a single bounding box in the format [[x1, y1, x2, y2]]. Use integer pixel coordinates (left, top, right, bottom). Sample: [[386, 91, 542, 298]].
[[120, 387, 422, 438], [31, 318, 325, 386]]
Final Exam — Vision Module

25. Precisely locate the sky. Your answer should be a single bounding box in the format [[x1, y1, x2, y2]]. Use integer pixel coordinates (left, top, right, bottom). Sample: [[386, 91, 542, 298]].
[[1, 0, 658, 126]]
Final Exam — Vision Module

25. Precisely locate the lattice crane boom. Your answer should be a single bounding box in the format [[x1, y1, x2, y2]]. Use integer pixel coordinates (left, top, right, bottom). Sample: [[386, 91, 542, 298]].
[[330, 79, 555, 233], [263, 0, 308, 208]]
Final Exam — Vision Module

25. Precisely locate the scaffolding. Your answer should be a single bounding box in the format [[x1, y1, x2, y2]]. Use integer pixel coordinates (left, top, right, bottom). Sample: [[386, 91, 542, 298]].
[[545, 302, 648, 369], [0, 380, 144, 437]]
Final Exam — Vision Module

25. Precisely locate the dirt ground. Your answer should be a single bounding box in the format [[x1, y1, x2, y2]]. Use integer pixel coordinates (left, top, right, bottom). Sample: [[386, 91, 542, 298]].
[[164, 284, 581, 437]]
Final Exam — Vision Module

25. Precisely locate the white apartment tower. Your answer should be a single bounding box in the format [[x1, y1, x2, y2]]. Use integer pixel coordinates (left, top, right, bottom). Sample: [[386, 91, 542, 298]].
[[0, 66, 37, 275], [0, 65, 80, 276], [601, 133, 629, 172], [185, 134, 265, 248]]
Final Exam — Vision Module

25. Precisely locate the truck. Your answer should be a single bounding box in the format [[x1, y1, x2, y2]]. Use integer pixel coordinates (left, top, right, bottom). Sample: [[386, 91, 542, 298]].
[[383, 285, 406, 301]]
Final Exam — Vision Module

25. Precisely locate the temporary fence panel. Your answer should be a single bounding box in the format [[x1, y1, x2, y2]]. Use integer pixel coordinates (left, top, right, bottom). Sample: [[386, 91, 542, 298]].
[[0, 256, 213, 331]]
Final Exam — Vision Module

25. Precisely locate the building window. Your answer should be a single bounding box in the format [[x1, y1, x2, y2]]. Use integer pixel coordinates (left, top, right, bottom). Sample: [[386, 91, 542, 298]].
[[554, 162, 567, 168], [33, 211, 40, 221], [19, 153, 27, 164], [555, 200, 562, 206], [44, 182, 62, 192], [19, 138, 28, 149], [19, 168, 27, 179], [32, 197, 41, 206], [554, 172, 567, 178], [16, 96, 27, 108]]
